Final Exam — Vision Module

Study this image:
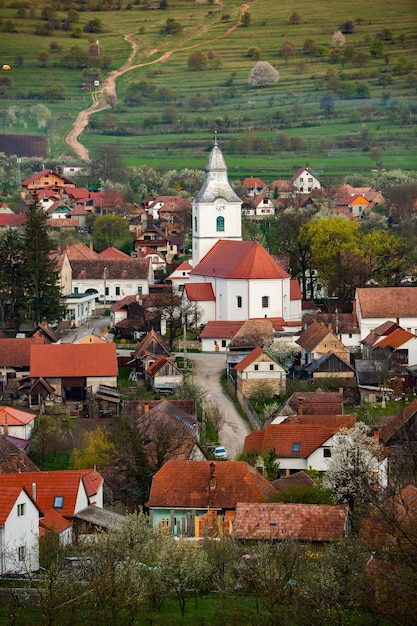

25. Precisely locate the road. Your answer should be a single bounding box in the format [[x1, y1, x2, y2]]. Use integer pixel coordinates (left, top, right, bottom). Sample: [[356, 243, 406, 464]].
[[187, 353, 251, 460]]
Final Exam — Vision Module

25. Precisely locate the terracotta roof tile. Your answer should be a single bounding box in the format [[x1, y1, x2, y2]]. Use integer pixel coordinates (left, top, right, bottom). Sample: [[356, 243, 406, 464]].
[[40, 508, 72, 533], [70, 258, 150, 280], [98, 247, 131, 259], [271, 471, 316, 491], [244, 423, 338, 457], [242, 177, 266, 188], [147, 461, 276, 509], [0, 406, 36, 426], [65, 243, 99, 260], [0, 486, 38, 524], [380, 398, 417, 444], [296, 321, 331, 351], [374, 328, 415, 349], [30, 343, 118, 378], [0, 436, 40, 473], [199, 321, 244, 339], [228, 319, 274, 349], [191, 240, 290, 280], [0, 337, 45, 367], [357, 287, 417, 319], [233, 502, 348, 541], [185, 283, 215, 302]]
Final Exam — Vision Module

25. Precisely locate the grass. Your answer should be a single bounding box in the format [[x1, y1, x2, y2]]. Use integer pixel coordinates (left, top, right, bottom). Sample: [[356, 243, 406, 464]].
[[0, 0, 416, 180]]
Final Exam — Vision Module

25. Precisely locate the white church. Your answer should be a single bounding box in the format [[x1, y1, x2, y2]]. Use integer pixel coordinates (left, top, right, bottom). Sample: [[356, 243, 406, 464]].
[[180, 140, 302, 331]]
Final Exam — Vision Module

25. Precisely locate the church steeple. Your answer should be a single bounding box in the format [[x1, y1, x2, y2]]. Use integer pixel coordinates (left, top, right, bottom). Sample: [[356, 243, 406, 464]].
[[192, 141, 242, 266]]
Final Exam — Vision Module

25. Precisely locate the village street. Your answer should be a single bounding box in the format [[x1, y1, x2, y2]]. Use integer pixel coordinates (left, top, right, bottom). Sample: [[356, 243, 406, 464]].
[[188, 353, 251, 460]]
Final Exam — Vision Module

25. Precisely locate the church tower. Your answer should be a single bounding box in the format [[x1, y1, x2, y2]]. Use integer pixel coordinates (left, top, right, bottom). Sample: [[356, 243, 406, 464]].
[[192, 139, 242, 266]]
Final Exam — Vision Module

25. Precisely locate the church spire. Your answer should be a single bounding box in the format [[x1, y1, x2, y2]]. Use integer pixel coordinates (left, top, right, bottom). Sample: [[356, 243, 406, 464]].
[[194, 140, 241, 203]]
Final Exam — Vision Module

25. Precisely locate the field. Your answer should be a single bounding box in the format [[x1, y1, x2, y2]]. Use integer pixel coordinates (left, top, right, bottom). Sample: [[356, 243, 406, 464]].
[[0, 0, 416, 181]]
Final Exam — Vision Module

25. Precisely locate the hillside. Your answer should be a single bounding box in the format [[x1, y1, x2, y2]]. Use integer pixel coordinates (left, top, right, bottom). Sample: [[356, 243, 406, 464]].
[[0, 0, 416, 181]]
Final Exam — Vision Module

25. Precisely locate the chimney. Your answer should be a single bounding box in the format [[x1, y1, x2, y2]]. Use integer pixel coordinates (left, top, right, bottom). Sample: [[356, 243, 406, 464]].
[[209, 462, 216, 492], [297, 397, 303, 415], [144, 403, 149, 414], [32, 483, 37, 501], [373, 428, 380, 446]]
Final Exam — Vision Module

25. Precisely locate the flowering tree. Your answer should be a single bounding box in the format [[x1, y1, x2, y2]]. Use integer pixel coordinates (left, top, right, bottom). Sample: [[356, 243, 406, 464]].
[[331, 30, 346, 47], [248, 61, 279, 87], [263, 338, 299, 371], [323, 422, 384, 531]]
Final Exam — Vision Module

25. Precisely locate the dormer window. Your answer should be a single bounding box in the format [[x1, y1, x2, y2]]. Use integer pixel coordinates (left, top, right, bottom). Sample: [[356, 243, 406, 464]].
[[292, 442, 301, 453], [53, 496, 64, 509]]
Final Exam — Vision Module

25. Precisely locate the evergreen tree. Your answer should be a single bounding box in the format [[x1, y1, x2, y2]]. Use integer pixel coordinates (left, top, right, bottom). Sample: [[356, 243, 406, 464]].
[[23, 194, 65, 326], [0, 227, 26, 331]]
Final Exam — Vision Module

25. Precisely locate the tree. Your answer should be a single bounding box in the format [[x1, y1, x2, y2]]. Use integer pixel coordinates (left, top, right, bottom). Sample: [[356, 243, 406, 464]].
[[339, 19, 355, 34], [37, 50, 50, 67], [280, 41, 295, 64], [248, 61, 279, 87], [160, 18, 182, 34], [241, 12, 251, 27], [289, 11, 301, 25], [263, 338, 299, 371], [303, 38, 317, 55], [13, 52, 23, 67], [23, 195, 65, 326], [320, 93, 335, 115], [84, 144, 127, 185], [92, 214, 129, 251], [29, 405, 72, 470], [331, 30, 345, 47], [323, 422, 383, 532], [0, 228, 26, 331], [187, 50, 208, 71], [84, 18, 103, 33], [72, 426, 117, 469]]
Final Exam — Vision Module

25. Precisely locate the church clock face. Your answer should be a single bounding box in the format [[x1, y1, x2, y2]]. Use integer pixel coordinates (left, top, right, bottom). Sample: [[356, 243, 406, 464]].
[[215, 200, 226, 212]]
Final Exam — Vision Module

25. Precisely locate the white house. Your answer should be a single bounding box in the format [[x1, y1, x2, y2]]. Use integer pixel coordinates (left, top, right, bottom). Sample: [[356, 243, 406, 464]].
[[65, 292, 98, 327], [355, 287, 417, 340], [0, 406, 36, 440], [290, 167, 322, 194], [168, 260, 193, 293], [235, 345, 286, 397], [0, 484, 40, 574]]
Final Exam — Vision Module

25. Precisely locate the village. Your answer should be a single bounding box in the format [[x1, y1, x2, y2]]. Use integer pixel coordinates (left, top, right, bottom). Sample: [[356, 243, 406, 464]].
[[0, 142, 416, 623]]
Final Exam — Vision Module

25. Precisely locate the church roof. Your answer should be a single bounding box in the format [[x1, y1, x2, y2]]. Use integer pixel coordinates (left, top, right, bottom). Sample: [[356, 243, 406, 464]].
[[194, 143, 242, 204], [190, 240, 290, 280]]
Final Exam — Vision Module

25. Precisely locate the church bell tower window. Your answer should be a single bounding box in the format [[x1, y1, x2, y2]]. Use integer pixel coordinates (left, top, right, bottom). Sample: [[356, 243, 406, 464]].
[[216, 216, 225, 232]]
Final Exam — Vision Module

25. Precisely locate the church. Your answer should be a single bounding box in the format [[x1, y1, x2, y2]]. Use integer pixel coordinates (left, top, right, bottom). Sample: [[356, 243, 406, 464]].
[[183, 140, 302, 329]]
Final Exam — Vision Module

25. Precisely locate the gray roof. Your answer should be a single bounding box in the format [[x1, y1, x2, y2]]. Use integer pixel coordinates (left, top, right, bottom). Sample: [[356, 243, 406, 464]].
[[194, 143, 242, 204], [72, 505, 124, 530]]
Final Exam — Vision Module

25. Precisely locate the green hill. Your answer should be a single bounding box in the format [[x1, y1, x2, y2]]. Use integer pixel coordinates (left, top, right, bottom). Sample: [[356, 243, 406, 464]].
[[1, 0, 416, 181]]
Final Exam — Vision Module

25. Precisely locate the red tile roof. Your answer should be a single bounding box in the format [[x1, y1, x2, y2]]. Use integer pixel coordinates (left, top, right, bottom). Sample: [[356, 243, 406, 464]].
[[0, 470, 102, 518], [0, 406, 37, 426], [284, 414, 356, 429], [0, 486, 38, 524], [380, 398, 417, 444], [296, 321, 333, 351], [242, 177, 266, 188], [0, 337, 45, 367], [30, 343, 118, 377], [233, 502, 348, 541], [235, 346, 270, 372], [147, 461, 276, 509], [22, 169, 74, 186], [374, 328, 415, 349], [65, 242, 99, 260], [244, 423, 338, 457], [145, 356, 180, 377], [191, 240, 290, 280], [70, 258, 150, 280], [0, 214, 26, 227], [356, 287, 417, 319], [40, 508, 72, 534], [0, 436, 39, 473], [185, 283, 215, 302], [98, 247, 131, 259], [199, 321, 244, 339]]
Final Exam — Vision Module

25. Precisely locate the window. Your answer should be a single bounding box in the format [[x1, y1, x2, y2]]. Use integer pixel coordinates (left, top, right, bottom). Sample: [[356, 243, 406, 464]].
[[105, 287, 109, 296], [194, 216, 197, 231], [236, 296, 242, 308], [323, 448, 332, 458], [269, 364, 274, 371], [221, 340, 226, 348], [254, 364, 259, 371], [262, 295, 269, 308], [18, 546, 26, 562], [292, 442, 301, 453], [53, 496, 64, 509], [216, 216, 225, 232], [74, 287, 78, 294], [137, 286, 143, 295], [115, 286, 120, 296], [17, 503, 25, 517]]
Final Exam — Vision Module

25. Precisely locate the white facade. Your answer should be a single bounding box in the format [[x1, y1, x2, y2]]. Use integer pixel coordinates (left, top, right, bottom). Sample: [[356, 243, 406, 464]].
[[65, 292, 97, 327], [0, 490, 39, 575], [292, 168, 321, 194], [0, 420, 35, 440], [72, 276, 151, 304]]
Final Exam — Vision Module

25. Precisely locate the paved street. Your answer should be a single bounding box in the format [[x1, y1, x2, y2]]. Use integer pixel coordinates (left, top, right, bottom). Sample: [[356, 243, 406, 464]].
[[187, 353, 251, 460]]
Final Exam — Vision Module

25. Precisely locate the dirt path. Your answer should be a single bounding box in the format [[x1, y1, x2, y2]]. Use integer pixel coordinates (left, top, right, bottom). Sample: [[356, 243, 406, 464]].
[[64, 2, 259, 161], [188, 353, 250, 460]]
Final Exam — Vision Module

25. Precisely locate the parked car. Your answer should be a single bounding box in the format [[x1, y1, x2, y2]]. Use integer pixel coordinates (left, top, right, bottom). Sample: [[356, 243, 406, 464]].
[[214, 446, 228, 460]]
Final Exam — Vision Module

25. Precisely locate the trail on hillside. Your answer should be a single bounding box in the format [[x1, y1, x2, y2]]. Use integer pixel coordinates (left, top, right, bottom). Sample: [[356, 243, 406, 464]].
[[64, 1, 259, 162]]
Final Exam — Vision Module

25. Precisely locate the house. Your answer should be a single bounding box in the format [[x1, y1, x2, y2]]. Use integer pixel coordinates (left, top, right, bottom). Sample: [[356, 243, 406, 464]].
[[21, 169, 76, 198], [136, 248, 167, 275], [29, 343, 118, 407], [241, 176, 267, 197], [233, 502, 348, 542], [98, 246, 131, 260], [65, 242, 99, 261], [0, 336, 45, 395], [306, 351, 357, 397], [112, 294, 162, 340], [271, 470, 316, 491], [333, 193, 371, 220], [0, 213, 26, 230], [290, 167, 322, 194], [303, 311, 361, 349], [0, 406, 37, 440], [167, 260, 193, 293], [145, 195, 192, 233], [144, 356, 184, 393], [128, 329, 171, 373], [0, 436, 40, 473], [355, 358, 394, 404], [88, 190, 124, 215], [134, 224, 180, 262], [355, 287, 417, 340], [70, 258, 153, 304], [235, 345, 286, 398], [199, 320, 244, 353], [147, 460, 276, 537], [0, 483, 41, 574], [245, 194, 275, 219], [243, 422, 347, 475], [270, 391, 344, 423], [64, 292, 98, 327], [362, 321, 417, 367], [227, 319, 275, 368], [296, 321, 351, 366]]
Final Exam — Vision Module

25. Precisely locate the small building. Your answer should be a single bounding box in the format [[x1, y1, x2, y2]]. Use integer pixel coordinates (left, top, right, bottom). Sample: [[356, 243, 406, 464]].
[[296, 321, 350, 366], [235, 345, 286, 398], [144, 356, 184, 393], [0, 406, 37, 440], [64, 292, 98, 327]]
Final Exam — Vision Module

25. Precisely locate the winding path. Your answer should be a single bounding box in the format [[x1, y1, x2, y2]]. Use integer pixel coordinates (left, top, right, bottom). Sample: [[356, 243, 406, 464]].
[[64, 2, 257, 161]]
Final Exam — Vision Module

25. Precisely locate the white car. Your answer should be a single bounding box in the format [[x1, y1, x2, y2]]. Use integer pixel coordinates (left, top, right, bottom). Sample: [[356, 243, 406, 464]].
[[214, 446, 228, 460]]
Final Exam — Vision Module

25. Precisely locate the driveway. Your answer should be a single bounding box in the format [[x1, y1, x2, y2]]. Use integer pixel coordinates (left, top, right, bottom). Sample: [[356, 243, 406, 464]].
[[187, 353, 251, 460]]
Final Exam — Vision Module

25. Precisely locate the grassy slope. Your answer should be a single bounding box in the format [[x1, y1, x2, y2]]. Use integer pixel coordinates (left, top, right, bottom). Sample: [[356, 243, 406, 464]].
[[0, 0, 416, 181]]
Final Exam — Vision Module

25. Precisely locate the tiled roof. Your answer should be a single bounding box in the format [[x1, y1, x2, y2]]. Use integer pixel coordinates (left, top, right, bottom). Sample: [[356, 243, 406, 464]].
[[65, 187, 90, 199], [145, 356, 180, 377], [233, 502, 348, 541], [244, 423, 338, 457], [235, 346, 274, 372], [290, 279, 302, 300], [89, 191, 123, 208], [271, 471, 316, 491], [70, 258, 150, 280], [191, 240, 290, 280], [98, 247, 131, 259], [361, 320, 401, 348], [242, 177, 266, 188], [0, 436, 40, 473], [0, 486, 37, 524], [174, 261, 193, 271], [290, 166, 320, 184], [184, 283, 215, 302], [0, 406, 36, 426], [138, 399, 198, 439], [22, 169, 74, 186], [0, 337, 45, 367], [147, 461, 276, 509], [228, 319, 274, 350], [284, 414, 356, 429], [199, 321, 244, 339], [0, 214, 26, 227], [296, 321, 333, 351], [268, 179, 293, 192], [374, 328, 415, 349], [65, 242, 99, 260], [356, 287, 417, 318], [286, 391, 343, 415], [40, 508, 72, 534], [30, 343, 118, 377], [0, 470, 102, 518], [380, 398, 417, 444]]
